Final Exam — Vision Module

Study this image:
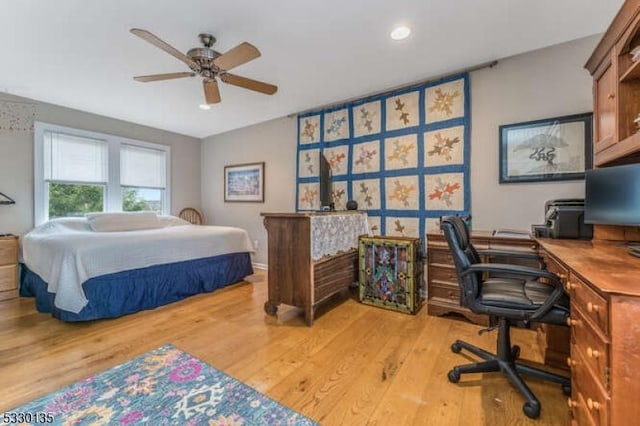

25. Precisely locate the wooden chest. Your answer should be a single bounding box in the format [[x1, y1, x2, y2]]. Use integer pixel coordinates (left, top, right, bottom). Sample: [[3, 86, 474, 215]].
[[358, 236, 423, 314]]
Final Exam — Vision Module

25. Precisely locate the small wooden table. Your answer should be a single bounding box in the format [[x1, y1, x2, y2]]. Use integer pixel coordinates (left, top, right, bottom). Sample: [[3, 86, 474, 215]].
[[0, 234, 19, 301]]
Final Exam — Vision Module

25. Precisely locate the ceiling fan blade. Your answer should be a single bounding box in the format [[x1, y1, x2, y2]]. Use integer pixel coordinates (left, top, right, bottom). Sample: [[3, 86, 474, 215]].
[[130, 28, 200, 71], [221, 73, 277, 95], [213, 42, 261, 71], [203, 79, 221, 104], [133, 72, 196, 82]]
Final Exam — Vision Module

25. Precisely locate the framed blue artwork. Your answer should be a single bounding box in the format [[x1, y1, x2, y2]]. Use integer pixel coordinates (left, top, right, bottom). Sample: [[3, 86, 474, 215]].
[[224, 162, 265, 202]]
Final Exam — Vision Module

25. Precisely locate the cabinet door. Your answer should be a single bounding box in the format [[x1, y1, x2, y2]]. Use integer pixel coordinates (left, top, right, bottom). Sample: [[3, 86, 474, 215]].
[[594, 57, 617, 154]]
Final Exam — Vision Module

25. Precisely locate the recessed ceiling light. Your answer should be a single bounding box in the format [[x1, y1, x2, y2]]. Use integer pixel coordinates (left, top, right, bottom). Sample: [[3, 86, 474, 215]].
[[199, 104, 211, 110], [390, 25, 411, 41]]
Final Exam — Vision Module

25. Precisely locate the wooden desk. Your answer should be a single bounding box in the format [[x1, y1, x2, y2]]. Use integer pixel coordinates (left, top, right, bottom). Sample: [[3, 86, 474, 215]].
[[537, 238, 640, 426]]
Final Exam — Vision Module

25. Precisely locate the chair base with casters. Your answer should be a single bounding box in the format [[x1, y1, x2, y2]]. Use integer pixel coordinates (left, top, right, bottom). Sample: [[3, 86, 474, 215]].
[[447, 317, 571, 419]]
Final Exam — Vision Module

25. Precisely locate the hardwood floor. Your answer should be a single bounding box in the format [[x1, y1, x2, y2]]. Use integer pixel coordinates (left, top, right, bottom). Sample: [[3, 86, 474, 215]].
[[0, 270, 569, 425]]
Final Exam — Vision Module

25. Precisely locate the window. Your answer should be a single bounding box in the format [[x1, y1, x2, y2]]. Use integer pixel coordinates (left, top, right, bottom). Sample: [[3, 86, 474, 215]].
[[43, 132, 108, 219], [120, 144, 167, 213], [35, 122, 170, 224]]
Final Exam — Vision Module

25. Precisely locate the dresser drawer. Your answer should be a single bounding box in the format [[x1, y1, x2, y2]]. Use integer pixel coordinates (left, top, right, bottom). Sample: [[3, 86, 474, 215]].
[[570, 303, 609, 390], [488, 239, 537, 253], [425, 235, 447, 249], [428, 249, 453, 265], [567, 273, 608, 335], [0, 237, 18, 266], [316, 251, 357, 302], [540, 249, 569, 282], [428, 266, 458, 285], [569, 391, 597, 426], [429, 281, 460, 302], [0, 264, 18, 291], [574, 349, 610, 426], [470, 237, 490, 250]]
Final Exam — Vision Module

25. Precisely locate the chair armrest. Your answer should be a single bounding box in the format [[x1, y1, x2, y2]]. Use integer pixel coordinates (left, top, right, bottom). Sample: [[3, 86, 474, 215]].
[[462, 263, 553, 279], [462, 263, 565, 321]]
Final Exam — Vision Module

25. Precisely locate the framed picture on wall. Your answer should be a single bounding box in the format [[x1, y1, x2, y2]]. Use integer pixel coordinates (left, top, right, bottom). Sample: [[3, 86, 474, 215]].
[[224, 162, 265, 202], [499, 112, 593, 183]]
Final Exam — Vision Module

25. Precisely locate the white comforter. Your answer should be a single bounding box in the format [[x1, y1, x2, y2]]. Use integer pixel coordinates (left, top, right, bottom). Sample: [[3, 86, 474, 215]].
[[22, 216, 254, 313]]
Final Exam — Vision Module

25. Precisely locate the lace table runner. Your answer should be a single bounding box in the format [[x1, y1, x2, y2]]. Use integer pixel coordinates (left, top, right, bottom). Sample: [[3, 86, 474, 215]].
[[310, 213, 369, 261]]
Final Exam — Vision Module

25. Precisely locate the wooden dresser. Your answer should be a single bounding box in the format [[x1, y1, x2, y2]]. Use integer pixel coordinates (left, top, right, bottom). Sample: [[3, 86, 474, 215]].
[[538, 238, 640, 426], [261, 212, 366, 326], [0, 235, 19, 301]]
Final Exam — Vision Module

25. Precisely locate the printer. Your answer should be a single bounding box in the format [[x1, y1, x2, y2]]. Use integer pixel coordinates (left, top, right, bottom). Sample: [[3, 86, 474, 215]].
[[532, 199, 593, 239]]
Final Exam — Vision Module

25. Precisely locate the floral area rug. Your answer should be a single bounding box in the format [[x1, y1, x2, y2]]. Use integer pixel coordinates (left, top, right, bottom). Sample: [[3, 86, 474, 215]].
[[11, 344, 317, 425]]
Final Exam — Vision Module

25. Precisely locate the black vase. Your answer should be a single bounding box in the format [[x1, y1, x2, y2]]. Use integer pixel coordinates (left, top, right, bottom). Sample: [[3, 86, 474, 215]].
[[346, 200, 358, 210]]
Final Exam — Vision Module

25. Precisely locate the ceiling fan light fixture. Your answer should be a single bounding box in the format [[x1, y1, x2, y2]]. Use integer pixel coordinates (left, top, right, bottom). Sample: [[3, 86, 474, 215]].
[[390, 25, 411, 41], [131, 29, 277, 104]]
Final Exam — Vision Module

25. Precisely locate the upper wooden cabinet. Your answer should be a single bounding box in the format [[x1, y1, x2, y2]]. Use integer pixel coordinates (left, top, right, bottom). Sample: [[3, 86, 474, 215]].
[[586, 0, 640, 166]]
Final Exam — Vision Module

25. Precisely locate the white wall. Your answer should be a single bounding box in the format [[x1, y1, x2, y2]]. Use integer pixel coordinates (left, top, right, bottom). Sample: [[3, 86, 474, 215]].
[[203, 35, 600, 264], [201, 117, 297, 266], [0, 92, 201, 236], [470, 35, 597, 231]]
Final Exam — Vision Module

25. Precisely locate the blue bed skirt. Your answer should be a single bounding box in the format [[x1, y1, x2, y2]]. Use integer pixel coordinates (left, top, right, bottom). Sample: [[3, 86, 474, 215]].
[[20, 252, 253, 321]]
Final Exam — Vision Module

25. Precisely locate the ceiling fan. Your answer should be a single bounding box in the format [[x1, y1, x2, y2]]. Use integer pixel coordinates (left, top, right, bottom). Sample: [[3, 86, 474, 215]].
[[130, 28, 277, 105]]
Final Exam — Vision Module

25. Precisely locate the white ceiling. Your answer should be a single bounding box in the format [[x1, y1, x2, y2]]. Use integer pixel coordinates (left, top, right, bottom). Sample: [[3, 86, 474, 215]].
[[0, 0, 622, 138]]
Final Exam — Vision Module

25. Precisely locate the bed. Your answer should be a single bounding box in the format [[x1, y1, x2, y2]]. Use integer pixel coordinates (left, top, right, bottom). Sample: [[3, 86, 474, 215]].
[[20, 214, 254, 321]]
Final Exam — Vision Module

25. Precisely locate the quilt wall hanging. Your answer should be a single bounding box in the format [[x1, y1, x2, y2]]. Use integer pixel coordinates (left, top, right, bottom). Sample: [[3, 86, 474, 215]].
[[296, 73, 470, 240]]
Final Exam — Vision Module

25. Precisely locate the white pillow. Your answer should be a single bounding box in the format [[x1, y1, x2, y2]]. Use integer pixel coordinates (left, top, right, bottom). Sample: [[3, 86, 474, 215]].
[[86, 212, 161, 232], [158, 215, 191, 227]]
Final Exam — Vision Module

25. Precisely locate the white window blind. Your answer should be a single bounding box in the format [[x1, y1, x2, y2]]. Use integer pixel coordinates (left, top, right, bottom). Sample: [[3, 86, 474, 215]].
[[120, 144, 167, 189], [44, 131, 107, 183]]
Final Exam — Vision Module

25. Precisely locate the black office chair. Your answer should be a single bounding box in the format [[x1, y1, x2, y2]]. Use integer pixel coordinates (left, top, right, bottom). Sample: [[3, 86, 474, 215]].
[[440, 216, 570, 419]]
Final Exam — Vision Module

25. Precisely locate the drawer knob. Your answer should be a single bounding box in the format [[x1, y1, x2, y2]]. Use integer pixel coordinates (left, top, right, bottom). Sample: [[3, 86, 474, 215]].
[[564, 281, 576, 291], [607, 93, 615, 100], [587, 347, 600, 359], [567, 398, 578, 408], [587, 302, 600, 313], [566, 318, 579, 327], [566, 357, 576, 367], [558, 272, 567, 280], [587, 398, 601, 411]]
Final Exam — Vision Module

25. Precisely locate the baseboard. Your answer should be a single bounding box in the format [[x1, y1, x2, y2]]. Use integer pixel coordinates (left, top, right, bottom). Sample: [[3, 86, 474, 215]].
[[252, 262, 268, 270]]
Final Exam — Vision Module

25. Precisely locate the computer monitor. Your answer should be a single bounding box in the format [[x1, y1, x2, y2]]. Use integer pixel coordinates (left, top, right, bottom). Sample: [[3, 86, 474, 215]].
[[584, 164, 640, 226]]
